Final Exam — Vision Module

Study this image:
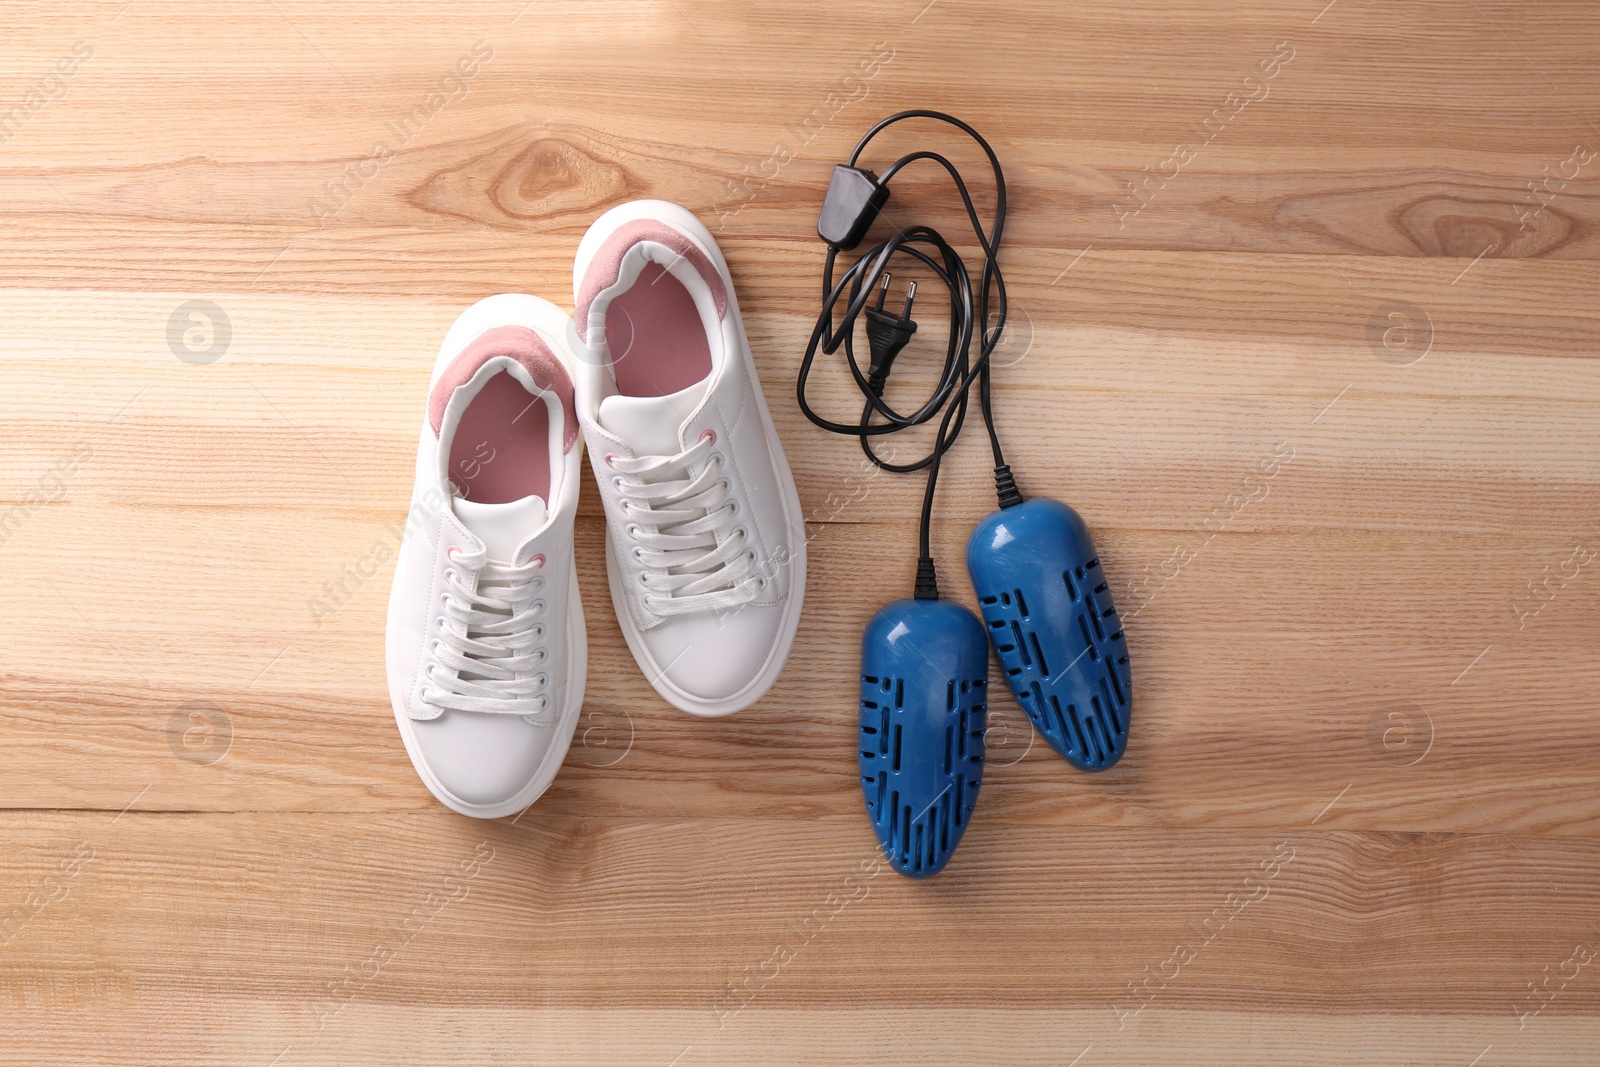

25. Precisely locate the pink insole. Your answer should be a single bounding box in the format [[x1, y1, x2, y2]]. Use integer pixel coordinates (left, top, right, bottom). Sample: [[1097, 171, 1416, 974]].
[[606, 262, 712, 397], [449, 371, 552, 504]]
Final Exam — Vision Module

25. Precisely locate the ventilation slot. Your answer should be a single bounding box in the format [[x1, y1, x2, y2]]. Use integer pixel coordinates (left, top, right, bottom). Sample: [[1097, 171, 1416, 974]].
[[1066, 702, 1090, 760], [1028, 631, 1050, 677], [1100, 677, 1123, 736]]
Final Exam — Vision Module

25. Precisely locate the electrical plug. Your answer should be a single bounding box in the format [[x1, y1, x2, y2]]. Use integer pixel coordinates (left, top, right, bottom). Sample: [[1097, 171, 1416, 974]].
[[864, 273, 918, 396]]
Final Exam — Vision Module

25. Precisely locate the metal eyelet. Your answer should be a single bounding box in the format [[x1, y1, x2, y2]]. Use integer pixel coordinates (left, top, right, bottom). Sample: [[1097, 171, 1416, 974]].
[[530, 553, 546, 568], [532, 695, 549, 712], [612, 476, 625, 492], [726, 497, 740, 516], [626, 523, 640, 539], [699, 428, 716, 444], [604, 453, 619, 468], [631, 546, 643, 561]]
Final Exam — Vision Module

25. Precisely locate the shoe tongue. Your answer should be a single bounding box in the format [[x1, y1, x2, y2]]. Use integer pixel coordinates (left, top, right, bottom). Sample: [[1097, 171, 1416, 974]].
[[598, 379, 710, 456], [453, 495, 547, 562]]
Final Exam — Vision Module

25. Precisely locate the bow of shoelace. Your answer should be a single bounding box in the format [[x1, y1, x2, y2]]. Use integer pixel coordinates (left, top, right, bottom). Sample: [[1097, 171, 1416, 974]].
[[421, 546, 550, 715], [608, 433, 765, 616]]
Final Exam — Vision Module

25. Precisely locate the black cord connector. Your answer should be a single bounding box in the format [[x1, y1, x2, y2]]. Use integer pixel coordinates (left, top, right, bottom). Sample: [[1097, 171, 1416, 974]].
[[863, 274, 917, 396], [818, 164, 890, 250], [994, 463, 1023, 509], [913, 555, 940, 601]]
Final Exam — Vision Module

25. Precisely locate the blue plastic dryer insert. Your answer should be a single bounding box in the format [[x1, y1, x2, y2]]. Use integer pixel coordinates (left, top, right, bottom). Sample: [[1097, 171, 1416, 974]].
[[967, 498, 1131, 771]]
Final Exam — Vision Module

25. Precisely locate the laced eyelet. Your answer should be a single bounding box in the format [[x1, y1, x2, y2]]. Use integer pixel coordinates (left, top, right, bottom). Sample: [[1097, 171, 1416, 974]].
[[626, 523, 640, 539], [755, 574, 769, 589], [604, 453, 619, 468], [533, 695, 549, 712], [699, 428, 716, 444], [612, 476, 625, 492], [726, 497, 740, 516], [732, 525, 749, 541], [533, 624, 545, 639], [529, 553, 546, 568], [638, 572, 649, 587], [631, 546, 643, 561], [446, 546, 461, 560], [535, 672, 550, 691], [712, 452, 724, 466], [534, 649, 548, 664]]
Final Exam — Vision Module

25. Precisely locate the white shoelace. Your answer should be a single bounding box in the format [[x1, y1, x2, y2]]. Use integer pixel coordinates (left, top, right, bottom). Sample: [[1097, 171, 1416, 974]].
[[421, 546, 550, 716], [609, 433, 765, 616]]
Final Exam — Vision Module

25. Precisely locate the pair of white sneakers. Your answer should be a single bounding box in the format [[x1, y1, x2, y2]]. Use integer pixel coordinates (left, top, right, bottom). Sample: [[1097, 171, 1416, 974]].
[[384, 201, 806, 818]]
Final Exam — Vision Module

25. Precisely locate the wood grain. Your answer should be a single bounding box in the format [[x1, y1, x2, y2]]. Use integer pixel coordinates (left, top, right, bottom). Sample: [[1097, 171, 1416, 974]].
[[1, 0, 1597, 1063]]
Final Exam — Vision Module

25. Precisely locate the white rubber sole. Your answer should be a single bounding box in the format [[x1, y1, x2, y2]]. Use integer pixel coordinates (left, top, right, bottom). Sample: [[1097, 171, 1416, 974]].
[[575, 200, 807, 718], [384, 293, 590, 818]]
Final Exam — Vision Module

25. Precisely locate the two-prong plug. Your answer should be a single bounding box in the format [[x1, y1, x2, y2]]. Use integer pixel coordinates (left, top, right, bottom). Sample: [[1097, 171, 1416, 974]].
[[864, 273, 917, 396]]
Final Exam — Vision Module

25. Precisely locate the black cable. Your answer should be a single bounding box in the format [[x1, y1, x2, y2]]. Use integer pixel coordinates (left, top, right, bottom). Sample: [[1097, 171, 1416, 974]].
[[796, 111, 1015, 598]]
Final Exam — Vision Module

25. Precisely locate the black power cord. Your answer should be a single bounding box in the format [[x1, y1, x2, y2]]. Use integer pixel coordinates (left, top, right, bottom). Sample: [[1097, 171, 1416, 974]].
[[796, 110, 1020, 601]]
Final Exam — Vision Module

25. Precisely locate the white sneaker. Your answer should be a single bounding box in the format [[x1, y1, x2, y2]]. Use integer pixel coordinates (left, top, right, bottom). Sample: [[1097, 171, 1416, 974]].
[[572, 200, 805, 717], [384, 294, 587, 817]]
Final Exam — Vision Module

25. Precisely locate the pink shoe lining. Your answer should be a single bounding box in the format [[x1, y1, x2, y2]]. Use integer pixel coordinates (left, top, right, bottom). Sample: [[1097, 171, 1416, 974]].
[[575, 220, 727, 343], [449, 371, 552, 504], [606, 262, 713, 398], [429, 326, 578, 505], [429, 325, 578, 450]]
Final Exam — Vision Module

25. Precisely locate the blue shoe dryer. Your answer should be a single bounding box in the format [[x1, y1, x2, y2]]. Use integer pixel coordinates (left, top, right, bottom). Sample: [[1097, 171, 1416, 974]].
[[858, 598, 989, 878], [967, 498, 1132, 771]]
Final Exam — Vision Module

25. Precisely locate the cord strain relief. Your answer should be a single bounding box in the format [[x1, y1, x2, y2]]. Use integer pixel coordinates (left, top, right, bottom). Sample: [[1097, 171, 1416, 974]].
[[913, 556, 940, 601], [994, 464, 1024, 508]]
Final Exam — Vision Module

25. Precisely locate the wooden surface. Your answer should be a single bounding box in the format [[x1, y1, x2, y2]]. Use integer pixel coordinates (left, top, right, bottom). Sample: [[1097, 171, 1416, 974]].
[[2, 1, 1598, 1063]]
